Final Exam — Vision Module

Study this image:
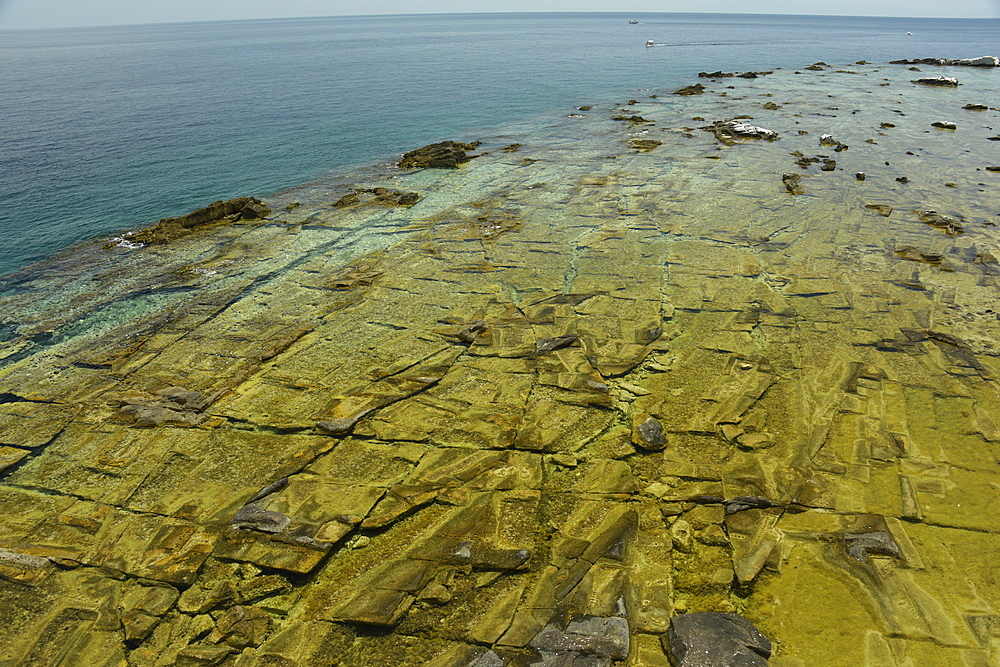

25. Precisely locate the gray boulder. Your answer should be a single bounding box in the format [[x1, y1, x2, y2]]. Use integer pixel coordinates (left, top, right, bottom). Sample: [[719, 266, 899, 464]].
[[664, 612, 772, 666]]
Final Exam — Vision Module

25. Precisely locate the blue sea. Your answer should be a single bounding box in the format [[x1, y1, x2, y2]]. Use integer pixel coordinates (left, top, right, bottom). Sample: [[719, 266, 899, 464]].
[[1, 12, 998, 277]]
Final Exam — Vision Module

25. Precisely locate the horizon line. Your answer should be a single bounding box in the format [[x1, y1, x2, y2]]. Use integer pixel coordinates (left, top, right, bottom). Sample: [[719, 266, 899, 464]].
[[2, 10, 998, 33]]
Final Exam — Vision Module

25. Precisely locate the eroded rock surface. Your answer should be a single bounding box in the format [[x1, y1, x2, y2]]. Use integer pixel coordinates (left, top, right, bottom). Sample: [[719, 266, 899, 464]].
[[2, 58, 1000, 666]]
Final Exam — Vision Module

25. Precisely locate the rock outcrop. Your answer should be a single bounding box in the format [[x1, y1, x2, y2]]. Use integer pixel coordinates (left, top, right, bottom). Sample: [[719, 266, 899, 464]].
[[399, 140, 481, 169], [125, 197, 270, 245]]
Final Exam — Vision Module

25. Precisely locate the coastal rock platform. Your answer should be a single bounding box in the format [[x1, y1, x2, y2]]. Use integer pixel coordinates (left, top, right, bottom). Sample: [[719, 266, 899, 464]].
[[1, 58, 999, 666]]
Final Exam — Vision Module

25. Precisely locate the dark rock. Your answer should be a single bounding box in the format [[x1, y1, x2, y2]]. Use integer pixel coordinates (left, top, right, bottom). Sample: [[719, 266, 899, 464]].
[[399, 140, 481, 169], [125, 197, 270, 245], [578, 106, 592, 110], [634, 416, 667, 451], [456, 319, 487, 343], [535, 335, 578, 355], [664, 612, 772, 666], [316, 412, 370, 435], [698, 71, 735, 78], [844, 531, 900, 561], [674, 83, 706, 96], [987, 166, 1000, 172], [931, 121, 957, 130], [856, 172, 866, 181], [612, 114, 652, 124], [333, 192, 360, 207], [963, 103, 989, 110], [211, 605, 273, 649], [725, 496, 778, 514], [706, 120, 778, 145], [880, 122, 896, 128], [761, 102, 780, 110], [444, 541, 530, 570], [895, 245, 943, 265], [531, 615, 630, 664], [396, 192, 421, 206], [501, 143, 522, 153], [231, 504, 291, 534], [247, 477, 289, 504], [896, 176, 910, 183], [782, 173, 803, 194], [821, 159, 837, 171]]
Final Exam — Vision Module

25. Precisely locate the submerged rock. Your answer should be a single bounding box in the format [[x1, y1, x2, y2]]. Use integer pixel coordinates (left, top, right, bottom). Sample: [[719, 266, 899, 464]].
[[399, 140, 481, 169], [664, 612, 772, 666], [918, 209, 964, 235], [531, 615, 630, 665], [674, 83, 706, 96], [782, 172, 804, 194], [633, 415, 667, 450], [931, 121, 957, 129]]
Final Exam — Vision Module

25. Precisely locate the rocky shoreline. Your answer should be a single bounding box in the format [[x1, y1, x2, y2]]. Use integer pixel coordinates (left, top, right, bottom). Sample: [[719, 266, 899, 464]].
[[0, 56, 998, 666]]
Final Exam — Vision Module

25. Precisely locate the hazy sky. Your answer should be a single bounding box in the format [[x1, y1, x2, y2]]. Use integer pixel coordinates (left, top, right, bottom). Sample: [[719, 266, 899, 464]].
[[1, 0, 998, 29]]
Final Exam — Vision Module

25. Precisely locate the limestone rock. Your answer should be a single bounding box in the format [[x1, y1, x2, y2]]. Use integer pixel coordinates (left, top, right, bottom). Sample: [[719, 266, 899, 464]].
[[912, 75, 959, 87]]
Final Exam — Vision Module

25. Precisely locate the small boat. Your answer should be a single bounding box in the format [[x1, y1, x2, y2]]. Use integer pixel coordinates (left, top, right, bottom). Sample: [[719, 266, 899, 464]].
[[906, 32, 913, 35], [645, 40, 655, 47], [629, 20, 639, 24]]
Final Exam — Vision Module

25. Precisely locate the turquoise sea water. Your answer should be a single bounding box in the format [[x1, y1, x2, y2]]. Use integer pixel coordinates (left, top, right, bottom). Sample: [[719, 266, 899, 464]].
[[1, 12, 998, 277]]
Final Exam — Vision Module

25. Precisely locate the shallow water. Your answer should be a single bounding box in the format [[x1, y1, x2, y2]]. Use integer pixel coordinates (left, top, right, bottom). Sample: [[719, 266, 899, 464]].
[[0, 57, 999, 665], [2, 12, 999, 276]]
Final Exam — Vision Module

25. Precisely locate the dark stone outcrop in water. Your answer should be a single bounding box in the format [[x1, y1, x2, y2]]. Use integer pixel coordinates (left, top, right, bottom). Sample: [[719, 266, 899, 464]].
[[664, 612, 772, 666], [891, 56, 998, 67], [127, 197, 270, 245], [399, 140, 481, 169], [673, 83, 706, 96]]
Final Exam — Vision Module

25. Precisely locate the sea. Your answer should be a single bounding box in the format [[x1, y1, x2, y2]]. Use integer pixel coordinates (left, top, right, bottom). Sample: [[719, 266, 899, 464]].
[[1, 12, 998, 278]]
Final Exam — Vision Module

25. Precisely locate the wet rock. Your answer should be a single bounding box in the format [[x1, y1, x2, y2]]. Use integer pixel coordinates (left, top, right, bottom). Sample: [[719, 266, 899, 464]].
[[530, 615, 630, 664], [231, 504, 292, 534], [674, 83, 706, 96], [456, 319, 488, 343], [781, 173, 803, 194], [931, 121, 957, 130], [612, 114, 652, 124], [918, 209, 964, 235], [247, 476, 289, 504], [880, 122, 896, 128], [706, 120, 779, 145], [949, 56, 999, 67], [761, 101, 780, 110], [444, 540, 531, 570], [963, 103, 989, 110], [855, 172, 865, 181], [912, 75, 959, 87], [724, 496, 778, 515], [399, 140, 481, 169], [896, 176, 909, 183], [633, 416, 667, 451], [845, 531, 900, 561], [804, 62, 827, 71], [126, 197, 270, 245], [821, 159, 837, 171], [698, 71, 735, 78], [664, 612, 772, 666], [987, 166, 1000, 172]]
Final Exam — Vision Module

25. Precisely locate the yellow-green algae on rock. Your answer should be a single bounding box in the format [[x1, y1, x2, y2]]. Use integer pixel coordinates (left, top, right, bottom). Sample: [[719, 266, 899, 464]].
[[1, 59, 999, 666]]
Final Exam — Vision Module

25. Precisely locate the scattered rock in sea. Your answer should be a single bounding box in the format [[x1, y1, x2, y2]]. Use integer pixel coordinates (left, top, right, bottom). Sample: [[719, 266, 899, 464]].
[[963, 103, 988, 110], [674, 83, 706, 96], [918, 209, 964, 235], [612, 114, 653, 124], [931, 121, 957, 130], [820, 134, 848, 151], [856, 172, 866, 181], [705, 119, 779, 145], [880, 122, 896, 128], [664, 612, 772, 666], [334, 187, 421, 208], [912, 75, 959, 87], [782, 172, 804, 194], [628, 138, 662, 151], [399, 140, 481, 169], [500, 143, 522, 153], [891, 56, 999, 67], [987, 166, 1000, 172], [762, 101, 780, 110], [698, 70, 735, 78], [896, 176, 910, 183], [821, 159, 837, 171], [804, 62, 829, 71]]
